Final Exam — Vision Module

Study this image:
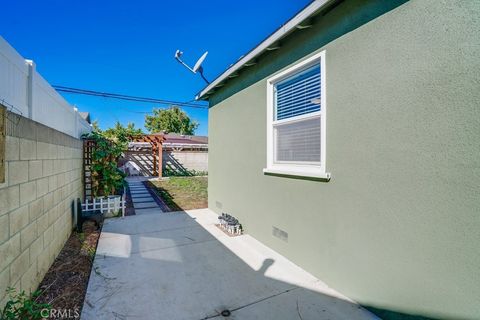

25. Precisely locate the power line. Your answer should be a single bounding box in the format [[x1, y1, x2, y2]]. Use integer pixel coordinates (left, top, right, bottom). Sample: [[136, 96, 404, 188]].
[[52, 85, 209, 109]]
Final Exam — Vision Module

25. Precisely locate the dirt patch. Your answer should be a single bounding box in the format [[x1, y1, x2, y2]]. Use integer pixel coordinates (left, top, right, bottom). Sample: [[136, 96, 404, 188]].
[[36, 221, 100, 314], [124, 186, 136, 216]]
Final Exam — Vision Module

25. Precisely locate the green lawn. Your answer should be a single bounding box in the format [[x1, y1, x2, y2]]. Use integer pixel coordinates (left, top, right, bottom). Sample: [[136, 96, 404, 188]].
[[149, 176, 208, 211]]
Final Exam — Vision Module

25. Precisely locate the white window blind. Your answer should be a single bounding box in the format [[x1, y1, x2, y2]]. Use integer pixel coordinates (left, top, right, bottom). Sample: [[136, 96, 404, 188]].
[[274, 117, 321, 162], [273, 63, 321, 164], [275, 64, 321, 120]]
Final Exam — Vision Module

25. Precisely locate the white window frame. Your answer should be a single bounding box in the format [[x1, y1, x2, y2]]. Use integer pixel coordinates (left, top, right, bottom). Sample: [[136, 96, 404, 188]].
[[263, 50, 330, 180]]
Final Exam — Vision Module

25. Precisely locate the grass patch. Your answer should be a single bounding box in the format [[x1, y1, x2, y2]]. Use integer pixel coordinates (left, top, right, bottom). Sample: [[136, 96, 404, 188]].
[[149, 176, 208, 211]]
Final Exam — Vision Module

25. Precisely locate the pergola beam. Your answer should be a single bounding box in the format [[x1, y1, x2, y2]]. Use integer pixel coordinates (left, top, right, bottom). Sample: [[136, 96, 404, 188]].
[[130, 133, 165, 177]]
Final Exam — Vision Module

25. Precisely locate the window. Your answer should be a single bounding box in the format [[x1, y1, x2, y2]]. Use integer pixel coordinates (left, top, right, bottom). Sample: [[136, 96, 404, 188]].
[[264, 51, 330, 180]]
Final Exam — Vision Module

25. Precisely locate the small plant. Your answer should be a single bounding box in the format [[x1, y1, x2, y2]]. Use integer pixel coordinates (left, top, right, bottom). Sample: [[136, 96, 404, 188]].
[[0, 287, 51, 320], [84, 245, 96, 260], [76, 232, 85, 242], [79, 235, 97, 261]]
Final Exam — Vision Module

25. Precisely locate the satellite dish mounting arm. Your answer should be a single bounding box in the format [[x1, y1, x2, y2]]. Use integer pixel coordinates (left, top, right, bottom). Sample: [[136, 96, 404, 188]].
[[174, 50, 210, 84], [174, 50, 195, 73]]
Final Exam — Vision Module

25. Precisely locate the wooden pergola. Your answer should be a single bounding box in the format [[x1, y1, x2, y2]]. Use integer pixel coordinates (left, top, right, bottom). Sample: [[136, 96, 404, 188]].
[[130, 133, 165, 177]]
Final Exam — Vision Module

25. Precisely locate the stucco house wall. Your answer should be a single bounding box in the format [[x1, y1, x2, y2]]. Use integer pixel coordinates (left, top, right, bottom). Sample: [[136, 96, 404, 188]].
[[207, 0, 480, 319]]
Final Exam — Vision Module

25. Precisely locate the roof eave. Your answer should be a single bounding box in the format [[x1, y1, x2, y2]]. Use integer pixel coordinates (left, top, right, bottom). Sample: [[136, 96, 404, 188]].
[[196, 0, 333, 101]]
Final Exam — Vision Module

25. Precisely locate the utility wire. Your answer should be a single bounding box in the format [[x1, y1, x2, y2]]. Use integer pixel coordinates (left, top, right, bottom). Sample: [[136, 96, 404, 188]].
[[0, 98, 24, 115], [52, 85, 208, 109]]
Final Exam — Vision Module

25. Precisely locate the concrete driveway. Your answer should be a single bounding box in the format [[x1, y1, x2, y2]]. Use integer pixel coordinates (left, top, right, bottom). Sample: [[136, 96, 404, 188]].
[[82, 209, 377, 320]]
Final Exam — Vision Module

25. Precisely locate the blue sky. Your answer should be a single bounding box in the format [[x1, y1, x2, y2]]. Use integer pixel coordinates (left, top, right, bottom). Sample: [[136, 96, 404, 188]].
[[1, 0, 310, 136]]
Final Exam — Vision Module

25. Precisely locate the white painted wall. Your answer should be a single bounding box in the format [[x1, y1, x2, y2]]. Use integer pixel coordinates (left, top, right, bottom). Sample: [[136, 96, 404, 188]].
[[0, 38, 29, 116], [0, 36, 91, 138]]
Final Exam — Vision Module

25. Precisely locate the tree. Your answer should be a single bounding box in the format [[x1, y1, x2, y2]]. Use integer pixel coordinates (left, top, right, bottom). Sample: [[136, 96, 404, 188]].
[[144, 106, 198, 135], [102, 121, 143, 146], [91, 120, 101, 133]]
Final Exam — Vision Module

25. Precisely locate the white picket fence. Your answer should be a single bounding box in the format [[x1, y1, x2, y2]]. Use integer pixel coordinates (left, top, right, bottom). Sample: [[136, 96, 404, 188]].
[[82, 195, 126, 217]]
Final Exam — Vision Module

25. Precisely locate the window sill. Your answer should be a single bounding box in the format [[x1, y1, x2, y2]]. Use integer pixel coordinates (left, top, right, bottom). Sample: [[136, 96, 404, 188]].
[[263, 168, 331, 181]]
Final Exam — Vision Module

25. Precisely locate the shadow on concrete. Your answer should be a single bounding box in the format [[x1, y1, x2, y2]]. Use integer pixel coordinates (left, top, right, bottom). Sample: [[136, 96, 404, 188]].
[[81, 210, 439, 320]]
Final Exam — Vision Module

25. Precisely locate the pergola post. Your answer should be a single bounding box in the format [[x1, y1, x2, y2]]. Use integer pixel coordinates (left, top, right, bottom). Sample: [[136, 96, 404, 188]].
[[152, 144, 157, 176], [157, 141, 162, 178]]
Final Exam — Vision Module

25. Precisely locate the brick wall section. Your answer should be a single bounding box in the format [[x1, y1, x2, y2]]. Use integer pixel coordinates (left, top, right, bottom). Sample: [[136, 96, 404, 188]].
[[0, 112, 83, 305]]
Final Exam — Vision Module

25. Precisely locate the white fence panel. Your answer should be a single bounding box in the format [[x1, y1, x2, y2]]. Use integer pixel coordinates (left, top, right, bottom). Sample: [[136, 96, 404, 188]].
[[0, 38, 29, 116], [0, 36, 91, 138], [82, 195, 126, 217], [34, 73, 77, 137]]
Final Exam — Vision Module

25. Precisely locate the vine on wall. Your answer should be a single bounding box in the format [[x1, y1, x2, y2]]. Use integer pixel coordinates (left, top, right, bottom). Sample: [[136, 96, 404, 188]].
[[83, 131, 125, 197]]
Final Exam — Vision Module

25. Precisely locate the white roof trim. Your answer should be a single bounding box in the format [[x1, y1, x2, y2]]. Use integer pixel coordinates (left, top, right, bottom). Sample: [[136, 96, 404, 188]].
[[196, 0, 333, 100]]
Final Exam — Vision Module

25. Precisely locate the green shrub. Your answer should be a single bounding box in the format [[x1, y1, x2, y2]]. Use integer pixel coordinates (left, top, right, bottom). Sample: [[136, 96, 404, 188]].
[[0, 288, 51, 320], [82, 131, 126, 197]]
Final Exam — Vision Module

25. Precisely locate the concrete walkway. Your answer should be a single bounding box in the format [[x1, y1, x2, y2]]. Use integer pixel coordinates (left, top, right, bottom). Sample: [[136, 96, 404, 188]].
[[82, 209, 377, 320], [126, 177, 163, 215]]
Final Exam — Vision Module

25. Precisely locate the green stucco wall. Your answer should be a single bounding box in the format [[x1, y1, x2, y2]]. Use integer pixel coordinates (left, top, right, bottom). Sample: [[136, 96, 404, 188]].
[[207, 0, 480, 319]]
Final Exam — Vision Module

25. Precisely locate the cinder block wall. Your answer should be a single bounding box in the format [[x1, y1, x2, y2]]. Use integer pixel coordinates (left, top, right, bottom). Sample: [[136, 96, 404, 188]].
[[0, 112, 83, 305], [123, 150, 208, 176], [164, 151, 208, 173]]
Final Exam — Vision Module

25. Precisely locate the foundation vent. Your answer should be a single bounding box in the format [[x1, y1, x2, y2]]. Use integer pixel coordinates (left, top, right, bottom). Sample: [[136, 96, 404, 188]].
[[215, 201, 223, 209], [272, 226, 288, 242]]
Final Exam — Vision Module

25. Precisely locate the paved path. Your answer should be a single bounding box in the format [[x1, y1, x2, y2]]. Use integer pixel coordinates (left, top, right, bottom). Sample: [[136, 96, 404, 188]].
[[126, 177, 163, 215], [82, 208, 377, 320]]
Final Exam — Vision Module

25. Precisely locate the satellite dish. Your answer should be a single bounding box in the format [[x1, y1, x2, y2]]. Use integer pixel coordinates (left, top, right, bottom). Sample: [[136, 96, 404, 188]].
[[193, 51, 208, 73], [174, 49, 210, 84]]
